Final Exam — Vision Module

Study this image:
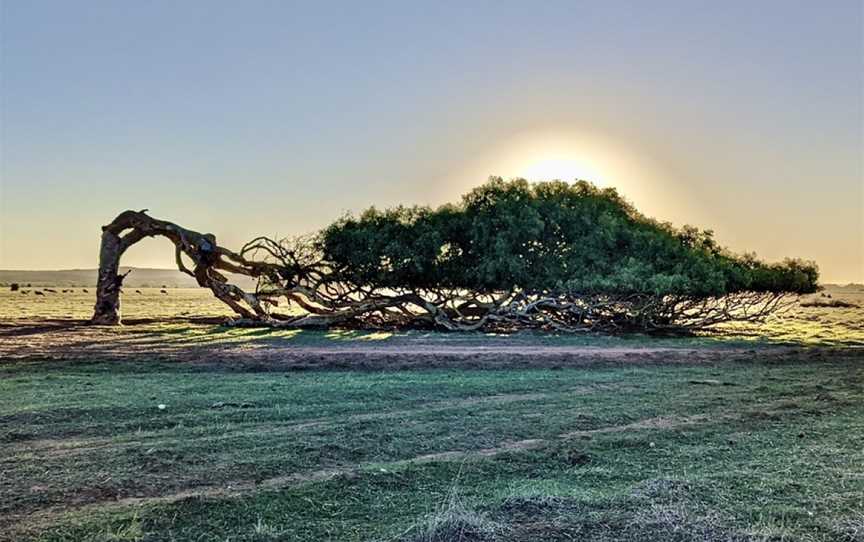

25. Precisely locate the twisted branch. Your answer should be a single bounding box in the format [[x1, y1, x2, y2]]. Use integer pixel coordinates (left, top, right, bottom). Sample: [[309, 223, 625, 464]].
[[91, 210, 796, 332]]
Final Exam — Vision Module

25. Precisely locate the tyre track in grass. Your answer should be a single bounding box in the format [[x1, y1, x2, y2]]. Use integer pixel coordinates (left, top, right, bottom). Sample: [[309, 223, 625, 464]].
[[6, 402, 797, 539], [6, 383, 627, 460]]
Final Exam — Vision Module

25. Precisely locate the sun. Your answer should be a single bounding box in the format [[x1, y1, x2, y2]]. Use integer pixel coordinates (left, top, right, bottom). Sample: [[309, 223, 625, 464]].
[[439, 131, 625, 201], [500, 132, 610, 186], [518, 155, 606, 186]]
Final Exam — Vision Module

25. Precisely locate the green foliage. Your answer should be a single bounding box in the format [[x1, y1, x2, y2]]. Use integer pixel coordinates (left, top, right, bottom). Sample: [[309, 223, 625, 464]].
[[319, 178, 818, 296]]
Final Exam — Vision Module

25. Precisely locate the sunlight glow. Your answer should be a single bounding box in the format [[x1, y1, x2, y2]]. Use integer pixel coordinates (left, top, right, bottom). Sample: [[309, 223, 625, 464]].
[[517, 155, 606, 186], [436, 129, 676, 229], [490, 131, 618, 188]]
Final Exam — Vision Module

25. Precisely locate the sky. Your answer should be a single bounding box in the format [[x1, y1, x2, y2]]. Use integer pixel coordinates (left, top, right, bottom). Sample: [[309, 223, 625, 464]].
[[1, 0, 862, 283]]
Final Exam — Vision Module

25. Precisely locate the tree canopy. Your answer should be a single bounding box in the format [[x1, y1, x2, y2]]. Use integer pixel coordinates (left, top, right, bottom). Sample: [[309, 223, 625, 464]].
[[320, 178, 818, 297]]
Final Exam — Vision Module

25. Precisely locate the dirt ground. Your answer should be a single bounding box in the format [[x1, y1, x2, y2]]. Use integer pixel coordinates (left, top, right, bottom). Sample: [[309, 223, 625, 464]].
[[0, 318, 853, 371]]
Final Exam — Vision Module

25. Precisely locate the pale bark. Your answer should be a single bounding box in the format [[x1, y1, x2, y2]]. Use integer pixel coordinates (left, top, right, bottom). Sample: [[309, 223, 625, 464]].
[[91, 210, 275, 325]]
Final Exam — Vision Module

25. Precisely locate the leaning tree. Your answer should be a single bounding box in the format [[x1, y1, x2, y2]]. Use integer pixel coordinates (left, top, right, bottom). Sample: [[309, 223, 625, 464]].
[[91, 179, 818, 332]]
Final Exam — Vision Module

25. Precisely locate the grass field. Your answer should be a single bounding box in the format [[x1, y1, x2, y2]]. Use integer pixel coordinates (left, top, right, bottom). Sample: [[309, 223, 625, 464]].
[[1, 288, 235, 321], [1, 286, 863, 541]]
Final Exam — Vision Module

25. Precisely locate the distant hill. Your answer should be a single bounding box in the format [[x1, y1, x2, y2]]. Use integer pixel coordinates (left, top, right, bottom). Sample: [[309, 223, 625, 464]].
[[0, 268, 257, 289]]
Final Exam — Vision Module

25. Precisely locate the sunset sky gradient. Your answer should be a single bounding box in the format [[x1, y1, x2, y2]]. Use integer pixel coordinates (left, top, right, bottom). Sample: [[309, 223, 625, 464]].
[[1, 1, 862, 282]]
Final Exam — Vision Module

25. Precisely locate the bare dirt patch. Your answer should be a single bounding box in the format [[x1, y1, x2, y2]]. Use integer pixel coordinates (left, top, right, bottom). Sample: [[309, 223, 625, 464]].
[[0, 318, 826, 371], [560, 414, 710, 439]]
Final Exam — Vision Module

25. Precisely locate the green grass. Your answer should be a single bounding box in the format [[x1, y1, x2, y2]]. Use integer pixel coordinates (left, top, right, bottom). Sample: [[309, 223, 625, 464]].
[[2, 351, 862, 541]]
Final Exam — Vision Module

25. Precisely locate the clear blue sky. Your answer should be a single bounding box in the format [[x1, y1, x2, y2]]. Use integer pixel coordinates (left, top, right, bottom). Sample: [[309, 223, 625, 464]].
[[1, 0, 862, 282]]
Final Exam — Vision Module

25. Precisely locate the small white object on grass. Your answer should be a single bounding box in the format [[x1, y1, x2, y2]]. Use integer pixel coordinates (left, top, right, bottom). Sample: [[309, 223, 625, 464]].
[[649, 442, 656, 448], [157, 404, 167, 410]]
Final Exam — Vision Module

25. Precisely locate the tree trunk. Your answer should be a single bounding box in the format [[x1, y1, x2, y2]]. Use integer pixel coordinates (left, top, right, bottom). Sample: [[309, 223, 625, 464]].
[[90, 227, 127, 324], [90, 209, 276, 325]]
